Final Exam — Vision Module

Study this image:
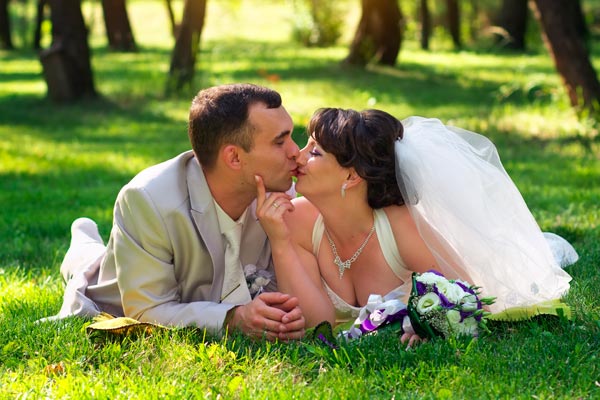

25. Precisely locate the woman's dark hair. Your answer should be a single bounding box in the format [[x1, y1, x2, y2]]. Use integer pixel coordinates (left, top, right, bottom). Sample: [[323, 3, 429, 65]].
[[307, 108, 404, 208]]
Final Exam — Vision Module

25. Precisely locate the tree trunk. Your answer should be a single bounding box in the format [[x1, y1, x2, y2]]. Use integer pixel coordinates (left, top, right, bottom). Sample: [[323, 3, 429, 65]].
[[165, 0, 178, 38], [34, 0, 49, 50], [495, 0, 528, 50], [445, 0, 461, 49], [568, 0, 589, 51], [530, 0, 600, 112], [166, 0, 206, 92], [420, 0, 430, 50], [344, 0, 403, 66], [101, 0, 136, 51], [40, 0, 96, 101], [0, 0, 14, 49]]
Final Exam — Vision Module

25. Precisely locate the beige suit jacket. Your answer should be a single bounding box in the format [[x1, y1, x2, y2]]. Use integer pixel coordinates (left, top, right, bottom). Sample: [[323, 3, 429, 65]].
[[64, 151, 278, 332]]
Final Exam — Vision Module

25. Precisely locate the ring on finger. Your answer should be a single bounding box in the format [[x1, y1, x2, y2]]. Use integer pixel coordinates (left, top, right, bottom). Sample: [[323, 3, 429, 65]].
[[272, 202, 280, 209]]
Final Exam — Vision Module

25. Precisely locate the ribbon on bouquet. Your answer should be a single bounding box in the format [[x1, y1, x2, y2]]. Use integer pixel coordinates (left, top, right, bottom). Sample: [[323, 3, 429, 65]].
[[341, 288, 414, 340]]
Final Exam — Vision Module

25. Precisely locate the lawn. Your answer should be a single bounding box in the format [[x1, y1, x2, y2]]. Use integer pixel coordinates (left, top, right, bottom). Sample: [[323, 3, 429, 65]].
[[1, 1, 599, 398]]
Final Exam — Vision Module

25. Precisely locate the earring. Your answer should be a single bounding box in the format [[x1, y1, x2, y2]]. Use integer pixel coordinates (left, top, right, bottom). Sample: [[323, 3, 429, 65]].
[[341, 182, 347, 199]]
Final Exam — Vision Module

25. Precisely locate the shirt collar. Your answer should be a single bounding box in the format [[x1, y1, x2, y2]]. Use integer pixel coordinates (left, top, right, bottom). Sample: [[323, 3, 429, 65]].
[[214, 200, 248, 235]]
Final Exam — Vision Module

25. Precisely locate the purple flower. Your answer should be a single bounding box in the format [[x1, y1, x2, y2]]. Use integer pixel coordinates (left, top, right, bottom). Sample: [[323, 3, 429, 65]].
[[459, 310, 473, 322], [455, 280, 475, 294], [416, 281, 427, 296], [432, 285, 456, 308], [317, 333, 339, 349], [427, 269, 444, 276]]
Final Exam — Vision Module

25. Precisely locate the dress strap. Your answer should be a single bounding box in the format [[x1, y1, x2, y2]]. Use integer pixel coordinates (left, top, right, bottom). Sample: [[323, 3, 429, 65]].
[[373, 209, 411, 281], [312, 213, 325, 256]]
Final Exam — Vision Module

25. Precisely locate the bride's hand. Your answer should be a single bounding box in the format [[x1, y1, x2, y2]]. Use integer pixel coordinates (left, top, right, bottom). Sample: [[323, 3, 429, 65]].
[[255, 175, 294, 242], [400, 332, 426, 349]]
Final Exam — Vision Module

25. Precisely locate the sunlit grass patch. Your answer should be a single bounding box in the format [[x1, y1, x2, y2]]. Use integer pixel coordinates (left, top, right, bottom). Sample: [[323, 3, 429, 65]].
[[0, 0, 599, 398]]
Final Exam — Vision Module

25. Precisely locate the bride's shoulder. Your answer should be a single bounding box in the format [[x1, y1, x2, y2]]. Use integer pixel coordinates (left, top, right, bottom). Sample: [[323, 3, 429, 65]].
[[382, 205, 419, 235], [382, 204, 412, 221], [285, 196, 319, 245], [288, 196, 319, 224]]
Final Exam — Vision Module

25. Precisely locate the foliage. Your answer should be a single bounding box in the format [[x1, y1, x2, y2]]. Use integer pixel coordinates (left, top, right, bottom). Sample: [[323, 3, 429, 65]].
[[289, 0, 345, 47], [1, 0, 599, 398]]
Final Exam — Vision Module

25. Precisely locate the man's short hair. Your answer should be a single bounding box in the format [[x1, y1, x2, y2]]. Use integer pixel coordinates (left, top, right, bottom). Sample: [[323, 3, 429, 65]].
[[188, 83, 282, 169]]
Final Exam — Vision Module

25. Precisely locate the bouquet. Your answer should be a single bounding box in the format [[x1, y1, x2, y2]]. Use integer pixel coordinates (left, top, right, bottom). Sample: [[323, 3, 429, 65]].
[[340, 270, 495, 341], [407, 270, 495, 339]]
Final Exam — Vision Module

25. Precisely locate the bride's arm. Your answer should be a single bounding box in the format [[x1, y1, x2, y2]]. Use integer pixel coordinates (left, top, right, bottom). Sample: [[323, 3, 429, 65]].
[[255, 177, 335, 328], [387, 205, 439, 273], [270, 227, 336, 328], [388, 205, 473, 282]]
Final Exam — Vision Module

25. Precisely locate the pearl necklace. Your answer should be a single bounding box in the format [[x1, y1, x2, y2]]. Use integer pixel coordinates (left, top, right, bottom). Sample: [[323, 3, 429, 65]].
[[325, 223, 376, 279]]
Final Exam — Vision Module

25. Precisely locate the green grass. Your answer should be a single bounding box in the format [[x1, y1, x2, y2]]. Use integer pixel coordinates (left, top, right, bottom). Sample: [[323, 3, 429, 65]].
[[1, 0, 599, 398]]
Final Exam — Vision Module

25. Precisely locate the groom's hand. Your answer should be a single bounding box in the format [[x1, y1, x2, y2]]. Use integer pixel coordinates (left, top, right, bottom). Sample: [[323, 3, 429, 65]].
[[227, 292, 305, 341], [269, 293, 305, 341]]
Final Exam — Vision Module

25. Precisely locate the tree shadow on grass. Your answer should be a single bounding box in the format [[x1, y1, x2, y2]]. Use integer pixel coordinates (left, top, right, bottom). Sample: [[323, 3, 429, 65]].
[[0, 92, 310, 270], [197, 40, 560, 112], [2, 40, 597, 275]]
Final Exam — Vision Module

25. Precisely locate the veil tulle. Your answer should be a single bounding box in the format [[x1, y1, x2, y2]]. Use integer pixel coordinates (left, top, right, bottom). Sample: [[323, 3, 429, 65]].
[[394, 117, 577, 313]]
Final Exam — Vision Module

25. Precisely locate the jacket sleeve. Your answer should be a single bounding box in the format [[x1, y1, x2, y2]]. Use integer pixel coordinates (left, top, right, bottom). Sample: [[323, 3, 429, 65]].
[[108, 185, 234, 332]]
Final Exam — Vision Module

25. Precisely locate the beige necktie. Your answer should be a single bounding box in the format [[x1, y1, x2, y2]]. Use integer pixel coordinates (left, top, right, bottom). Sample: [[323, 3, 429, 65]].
[[220, 223, 252, 304]]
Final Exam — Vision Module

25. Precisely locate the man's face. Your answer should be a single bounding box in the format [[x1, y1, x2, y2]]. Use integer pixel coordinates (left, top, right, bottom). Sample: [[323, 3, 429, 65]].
[[239, 103, 299, 192]]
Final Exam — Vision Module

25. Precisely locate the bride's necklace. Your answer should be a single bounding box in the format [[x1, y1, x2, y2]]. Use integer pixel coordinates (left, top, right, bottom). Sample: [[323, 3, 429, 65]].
[[325, 223, 376, 279]]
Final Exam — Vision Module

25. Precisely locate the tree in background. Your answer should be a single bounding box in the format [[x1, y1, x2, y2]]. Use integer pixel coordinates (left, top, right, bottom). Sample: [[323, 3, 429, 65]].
[[494, 0, 528, 50], [417, 0, 462, 51], [101, 0, 137, 51], [344, 0, 403, 66], [33, 0, 48, 50], [531, 0, 600, 113], [165, 0, 178, 38], [0, 0, 14, 49], [445, 0, 461, 49], [166, 0, 207, 92], [419, 0, 431, 50], [39, 0, 96, 101]]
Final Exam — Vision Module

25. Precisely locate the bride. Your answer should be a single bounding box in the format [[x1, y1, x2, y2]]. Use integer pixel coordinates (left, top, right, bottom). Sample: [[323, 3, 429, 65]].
[[255, 108, 577, 335]]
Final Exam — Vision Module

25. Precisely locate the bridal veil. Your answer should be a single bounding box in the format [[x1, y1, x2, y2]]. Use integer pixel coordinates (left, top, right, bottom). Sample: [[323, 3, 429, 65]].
[[394, 117, 577, 314]]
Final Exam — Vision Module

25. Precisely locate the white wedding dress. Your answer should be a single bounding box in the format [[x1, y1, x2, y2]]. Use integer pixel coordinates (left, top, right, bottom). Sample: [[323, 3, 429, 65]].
[[395, 117, 578, 315]]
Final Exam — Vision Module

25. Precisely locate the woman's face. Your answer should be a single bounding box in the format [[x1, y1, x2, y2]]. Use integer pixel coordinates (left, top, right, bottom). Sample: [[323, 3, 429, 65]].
[[295, 136, 349, 198]]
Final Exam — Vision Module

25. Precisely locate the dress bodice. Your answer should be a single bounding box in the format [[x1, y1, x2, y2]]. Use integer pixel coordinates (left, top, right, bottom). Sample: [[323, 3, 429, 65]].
[[312, 208, 412, 325]]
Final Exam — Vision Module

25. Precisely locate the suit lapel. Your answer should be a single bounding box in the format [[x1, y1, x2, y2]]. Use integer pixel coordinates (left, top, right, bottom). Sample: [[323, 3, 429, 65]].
[[186, 155, 226, 303], [240, 201, 268, 266]]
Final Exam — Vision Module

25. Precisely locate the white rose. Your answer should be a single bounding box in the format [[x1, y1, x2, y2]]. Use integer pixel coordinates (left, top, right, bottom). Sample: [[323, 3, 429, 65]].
[[417, 272, 446, 286], [446, 309, 462, 332], [460, 294, 479, 312], [416, 292, 441, 314], [435, 280, 465, 304], [456, 316, 479, 336]]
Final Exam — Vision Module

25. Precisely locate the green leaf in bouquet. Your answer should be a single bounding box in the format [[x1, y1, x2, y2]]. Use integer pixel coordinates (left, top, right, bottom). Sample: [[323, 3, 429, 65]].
[[305, 320, 339, 349], [408, 273, 439, 339]]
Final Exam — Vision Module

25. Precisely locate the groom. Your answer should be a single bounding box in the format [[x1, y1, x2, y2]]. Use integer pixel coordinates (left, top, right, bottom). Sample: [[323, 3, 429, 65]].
[[48, 83, 305, 341]]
